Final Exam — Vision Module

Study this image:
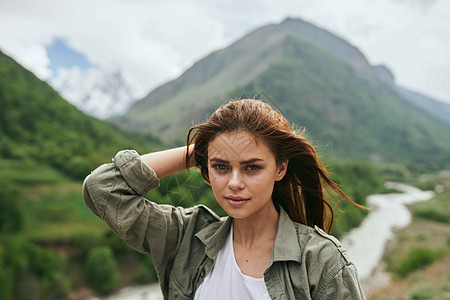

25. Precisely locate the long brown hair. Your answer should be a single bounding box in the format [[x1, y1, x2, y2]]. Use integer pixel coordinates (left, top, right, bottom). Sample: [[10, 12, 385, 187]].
[[185, 99, 364, 233]]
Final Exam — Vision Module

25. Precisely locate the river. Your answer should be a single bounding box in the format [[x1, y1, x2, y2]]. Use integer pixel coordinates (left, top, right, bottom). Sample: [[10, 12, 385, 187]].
[[341, 182, 434, 280], [96, 182, 434, 300]]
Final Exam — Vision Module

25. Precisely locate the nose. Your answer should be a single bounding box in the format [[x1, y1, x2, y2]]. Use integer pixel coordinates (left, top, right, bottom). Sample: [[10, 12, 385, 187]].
[[227, 169, 245, 190]]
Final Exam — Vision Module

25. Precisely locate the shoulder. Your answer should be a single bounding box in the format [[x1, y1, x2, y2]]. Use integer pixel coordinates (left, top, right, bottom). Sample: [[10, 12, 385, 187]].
[[283, 221, 365, 299], [294, 222, 351, 267], [179, 204, 222, 222], [169, 204, 223, 232]]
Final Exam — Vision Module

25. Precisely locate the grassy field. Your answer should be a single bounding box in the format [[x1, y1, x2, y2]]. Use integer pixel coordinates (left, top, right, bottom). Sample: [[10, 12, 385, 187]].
[[0, 159, 67, 184], [369, 172, 450, 300], [0, 159, 108, 243], [22, 182, 108, 242], [370, 253, 450, 300]]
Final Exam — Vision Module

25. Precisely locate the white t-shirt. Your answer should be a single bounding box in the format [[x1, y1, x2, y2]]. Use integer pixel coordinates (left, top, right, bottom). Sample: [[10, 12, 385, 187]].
[[194, 224, 271, 300]]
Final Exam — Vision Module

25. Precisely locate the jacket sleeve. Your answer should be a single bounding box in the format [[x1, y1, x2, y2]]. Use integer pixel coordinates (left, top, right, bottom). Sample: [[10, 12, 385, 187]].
[[82, 149, 193, 270]]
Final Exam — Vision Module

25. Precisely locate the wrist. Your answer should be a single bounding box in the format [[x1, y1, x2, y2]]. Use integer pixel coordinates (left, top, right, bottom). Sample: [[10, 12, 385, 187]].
[[187, 144, 196, 168]]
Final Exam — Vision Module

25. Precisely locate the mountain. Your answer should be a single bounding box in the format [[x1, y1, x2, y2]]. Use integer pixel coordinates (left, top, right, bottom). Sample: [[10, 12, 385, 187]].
[[397, 86, 450, 126], [114, 18, 450, 169], [279, 18, 450, 124], [50, 68, 138, 119], [0, 50, 159, 179]]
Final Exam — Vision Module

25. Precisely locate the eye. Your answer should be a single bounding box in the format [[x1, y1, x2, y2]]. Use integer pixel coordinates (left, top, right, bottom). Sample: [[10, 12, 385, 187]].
[[244, 164, 261, 172], [211, 163, 229, 172]]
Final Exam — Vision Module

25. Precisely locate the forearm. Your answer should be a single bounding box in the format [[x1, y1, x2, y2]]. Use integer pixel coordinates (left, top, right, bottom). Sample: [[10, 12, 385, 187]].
[[140, 144, 195, 179], [82, 150, 183, 257]]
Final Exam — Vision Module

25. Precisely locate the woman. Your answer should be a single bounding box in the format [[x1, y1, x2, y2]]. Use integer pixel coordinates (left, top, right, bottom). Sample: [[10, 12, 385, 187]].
[[83, 99, 366, 299]]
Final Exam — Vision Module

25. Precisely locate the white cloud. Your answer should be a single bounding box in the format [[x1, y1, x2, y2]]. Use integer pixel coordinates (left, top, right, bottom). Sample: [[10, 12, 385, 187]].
[[0, 0, 449, 103], [2, 40, 51, 78]]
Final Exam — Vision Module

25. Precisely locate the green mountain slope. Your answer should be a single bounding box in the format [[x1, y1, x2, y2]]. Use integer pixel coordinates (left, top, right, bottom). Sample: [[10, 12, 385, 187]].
[[397, 86, 450, 126], [281, 18, 450, 127], [278, 18, 374, 73], [0, 50, 159, 179], [114, 23, 287, 133], [115, 18, 450, 169]]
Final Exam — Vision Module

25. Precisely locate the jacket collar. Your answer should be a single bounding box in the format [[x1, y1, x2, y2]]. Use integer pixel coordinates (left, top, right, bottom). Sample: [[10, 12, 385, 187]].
[[270, 205, 302, 264], [195, 216, 232, 260], [195, 205, 302, 264]]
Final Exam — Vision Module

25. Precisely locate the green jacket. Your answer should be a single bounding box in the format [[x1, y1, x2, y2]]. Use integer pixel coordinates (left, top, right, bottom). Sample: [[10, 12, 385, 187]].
[[83, 150, 366, 299]]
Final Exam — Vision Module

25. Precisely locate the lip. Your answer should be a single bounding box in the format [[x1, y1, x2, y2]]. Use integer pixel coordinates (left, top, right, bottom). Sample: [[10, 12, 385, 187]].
[[225, 195, 249, 201], [224, 196, 250, 208]]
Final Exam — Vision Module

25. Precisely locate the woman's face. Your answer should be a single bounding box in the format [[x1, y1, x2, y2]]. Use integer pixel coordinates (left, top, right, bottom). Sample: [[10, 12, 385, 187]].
[[207, 130, 288, 220]]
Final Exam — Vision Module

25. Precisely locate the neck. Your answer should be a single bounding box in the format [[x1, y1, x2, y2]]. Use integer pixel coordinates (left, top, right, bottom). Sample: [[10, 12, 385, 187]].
[[232, 203, 279, 249]]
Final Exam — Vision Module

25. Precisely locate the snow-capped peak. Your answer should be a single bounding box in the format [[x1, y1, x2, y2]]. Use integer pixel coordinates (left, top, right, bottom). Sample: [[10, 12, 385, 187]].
[[49, 67, 139, 119]]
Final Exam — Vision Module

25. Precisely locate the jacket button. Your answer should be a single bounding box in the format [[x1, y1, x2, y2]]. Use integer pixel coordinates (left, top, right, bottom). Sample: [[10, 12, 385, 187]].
[[200, 269, 205, 278]]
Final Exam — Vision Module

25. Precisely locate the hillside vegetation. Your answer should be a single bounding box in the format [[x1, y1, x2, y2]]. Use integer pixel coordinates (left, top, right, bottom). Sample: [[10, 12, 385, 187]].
[[0, 50, 160, 179], [0, 50, 163, 298]]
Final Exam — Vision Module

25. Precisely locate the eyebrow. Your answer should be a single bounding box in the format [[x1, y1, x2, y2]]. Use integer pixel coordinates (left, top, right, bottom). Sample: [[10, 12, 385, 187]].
[[209, 158, 264, 164]]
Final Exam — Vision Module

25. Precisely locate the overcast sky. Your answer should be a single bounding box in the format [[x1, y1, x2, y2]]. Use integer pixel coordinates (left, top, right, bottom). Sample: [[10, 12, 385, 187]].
[[0, 0, 449, 103]]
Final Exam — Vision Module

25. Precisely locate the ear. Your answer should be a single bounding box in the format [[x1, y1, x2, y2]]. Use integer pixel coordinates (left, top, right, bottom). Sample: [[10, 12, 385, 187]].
[[275, 159, 289, 181]]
